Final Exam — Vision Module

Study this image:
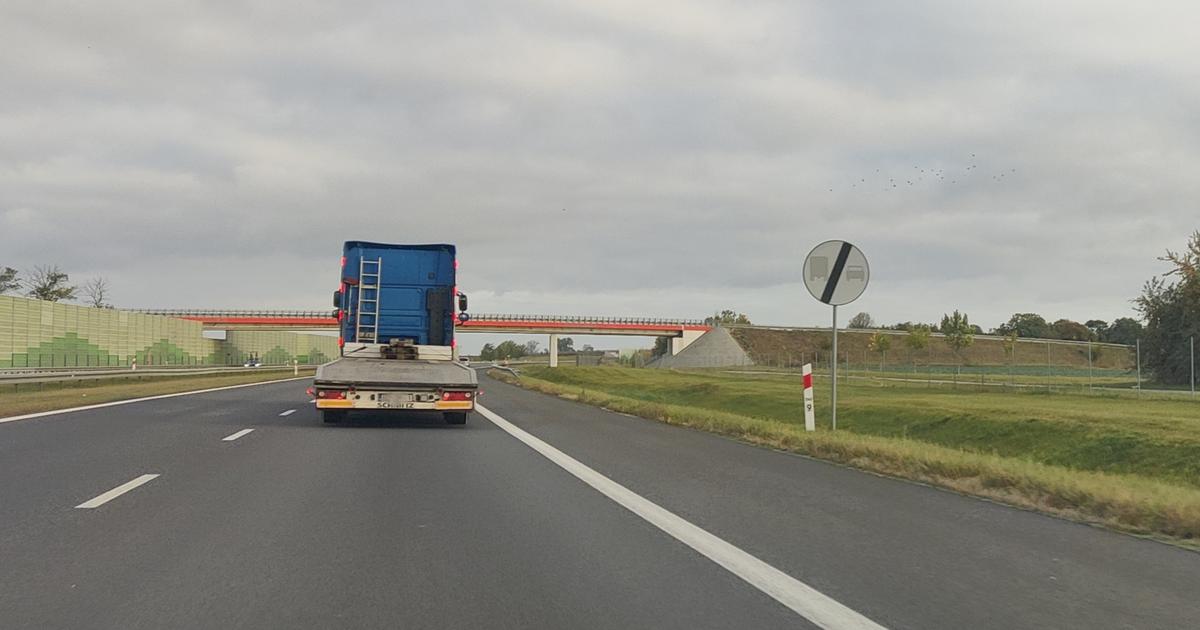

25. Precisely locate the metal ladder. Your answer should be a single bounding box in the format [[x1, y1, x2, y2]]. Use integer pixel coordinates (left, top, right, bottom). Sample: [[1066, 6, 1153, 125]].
[[355, 257, 382, 343]]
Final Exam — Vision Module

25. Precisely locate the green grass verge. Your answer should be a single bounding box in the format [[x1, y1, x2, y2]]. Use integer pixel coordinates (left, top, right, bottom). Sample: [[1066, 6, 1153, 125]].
[[1, 369, 315, 417], [493, 366, 1200, 545]]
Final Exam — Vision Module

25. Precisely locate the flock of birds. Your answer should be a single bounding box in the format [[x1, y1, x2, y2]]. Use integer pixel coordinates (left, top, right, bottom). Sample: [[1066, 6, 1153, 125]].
[[828, 154, 1018, 192]]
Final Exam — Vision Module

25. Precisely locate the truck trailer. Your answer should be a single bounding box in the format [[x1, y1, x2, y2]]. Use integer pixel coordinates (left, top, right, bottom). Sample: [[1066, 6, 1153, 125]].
[[312, 242, 478, 425]]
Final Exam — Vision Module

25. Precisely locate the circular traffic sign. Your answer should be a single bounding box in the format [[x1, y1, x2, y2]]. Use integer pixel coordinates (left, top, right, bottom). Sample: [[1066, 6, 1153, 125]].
[[803, 240, 869, 306]]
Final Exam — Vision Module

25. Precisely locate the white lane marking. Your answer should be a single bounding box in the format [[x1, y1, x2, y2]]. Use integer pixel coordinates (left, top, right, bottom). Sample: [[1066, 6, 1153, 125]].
[[75, 474, 160, 509], [279, 409, 296, 417], [222, 428, 255, 441], [476, 404, 886, 630], [308, 399, 316, 404], [0, 376, 312, 425]]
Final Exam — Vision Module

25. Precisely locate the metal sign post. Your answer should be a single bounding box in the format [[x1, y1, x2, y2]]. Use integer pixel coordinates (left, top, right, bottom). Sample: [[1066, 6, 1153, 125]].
[[803, 240, 869, 430]]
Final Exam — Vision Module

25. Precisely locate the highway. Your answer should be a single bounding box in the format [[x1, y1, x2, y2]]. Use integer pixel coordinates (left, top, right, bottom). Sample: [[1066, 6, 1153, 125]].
[[1, 373, 1197, 629]]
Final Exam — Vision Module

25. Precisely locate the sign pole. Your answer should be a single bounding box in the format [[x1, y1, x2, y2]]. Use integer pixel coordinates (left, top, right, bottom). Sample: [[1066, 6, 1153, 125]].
[[831, 304, 838, 431]]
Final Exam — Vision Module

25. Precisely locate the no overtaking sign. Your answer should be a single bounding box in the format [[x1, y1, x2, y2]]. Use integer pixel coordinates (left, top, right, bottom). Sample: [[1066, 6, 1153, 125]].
[[803, 240, 869, 306]]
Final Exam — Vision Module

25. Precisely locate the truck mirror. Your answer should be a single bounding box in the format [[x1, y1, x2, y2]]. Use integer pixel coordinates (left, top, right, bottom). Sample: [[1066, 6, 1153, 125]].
[[333, 290, 342, 308], [457, 293, 468, 312]]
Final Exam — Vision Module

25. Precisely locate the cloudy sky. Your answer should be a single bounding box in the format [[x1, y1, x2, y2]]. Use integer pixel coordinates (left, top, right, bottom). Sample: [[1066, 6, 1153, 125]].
[[2, 1, 1198, 351]]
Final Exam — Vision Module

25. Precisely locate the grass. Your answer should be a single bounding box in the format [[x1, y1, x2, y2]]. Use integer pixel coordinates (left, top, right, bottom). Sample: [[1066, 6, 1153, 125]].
[[1, 369, 315, 417], [494, 365, 1200, 545]]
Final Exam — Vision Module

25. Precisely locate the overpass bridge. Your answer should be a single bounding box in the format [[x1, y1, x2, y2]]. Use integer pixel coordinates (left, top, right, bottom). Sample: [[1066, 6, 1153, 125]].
[[129, 310, 711, 363]]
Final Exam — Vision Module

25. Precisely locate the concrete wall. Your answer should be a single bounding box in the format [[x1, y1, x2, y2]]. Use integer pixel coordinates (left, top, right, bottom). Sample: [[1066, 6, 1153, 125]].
[[649, 327, 753, 369], [0, 295, 338, 368]]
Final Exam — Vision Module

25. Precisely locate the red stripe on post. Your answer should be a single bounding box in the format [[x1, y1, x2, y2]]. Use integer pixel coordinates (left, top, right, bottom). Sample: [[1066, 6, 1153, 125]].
[[803, 373, 813, 389]]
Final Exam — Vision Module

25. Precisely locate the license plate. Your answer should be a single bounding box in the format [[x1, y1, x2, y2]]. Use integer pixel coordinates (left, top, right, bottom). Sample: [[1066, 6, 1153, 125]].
[[380, 393, 414, 404]]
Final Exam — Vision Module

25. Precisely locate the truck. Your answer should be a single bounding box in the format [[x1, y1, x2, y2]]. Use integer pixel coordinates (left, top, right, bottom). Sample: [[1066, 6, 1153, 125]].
[[312, 242, 478, 425]]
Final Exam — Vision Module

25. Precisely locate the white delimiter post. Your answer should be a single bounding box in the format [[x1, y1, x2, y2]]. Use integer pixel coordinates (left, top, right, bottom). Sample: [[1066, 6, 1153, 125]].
[[549, 334, 559, 368], [831, 304, 838, 431], [802, 363, 815, 432]]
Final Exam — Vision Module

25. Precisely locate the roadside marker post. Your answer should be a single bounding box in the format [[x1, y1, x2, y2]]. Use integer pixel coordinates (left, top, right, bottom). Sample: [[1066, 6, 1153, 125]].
[[802, 363, 815, 432], [803, 240, 869, 431]]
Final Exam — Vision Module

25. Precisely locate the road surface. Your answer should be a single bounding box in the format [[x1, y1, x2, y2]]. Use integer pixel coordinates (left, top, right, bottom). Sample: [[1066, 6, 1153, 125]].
[[1, 372, 1197, 629]]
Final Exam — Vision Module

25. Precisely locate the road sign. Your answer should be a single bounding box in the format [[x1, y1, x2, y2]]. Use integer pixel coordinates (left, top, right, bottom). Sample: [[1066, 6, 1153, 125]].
[[803, 240, 869, 306], [803, 240, 869, 431], [802, 363, 815, 432]]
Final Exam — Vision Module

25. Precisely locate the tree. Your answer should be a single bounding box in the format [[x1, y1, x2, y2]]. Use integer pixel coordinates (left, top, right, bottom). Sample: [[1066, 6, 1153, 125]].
[[1001, 331, 1018, 361], [0, 266, 19, 294], [867, 331, 891, 371], [1001, 331, 1019, 384], [1051, 319, 1092, 341], [995, 313, 1050, 338], [83, 276, 112, 309], [24, 265, 77, 302], [495, 340, 527, 360], [904, 325, 931, 365], [1135, 231, 1200, 384], [940, 310, 975, 361], [556, 337, 575, 352], [1085, 319, 1108, 339], [651, 336, 670, 357], [848, 312, 874, 329], [479, 343, 497, 361], [522, 340, 540, 356], [582, 344, 595, 352], [1102, 317, 1144, 345], [704, 310, 751, 326]]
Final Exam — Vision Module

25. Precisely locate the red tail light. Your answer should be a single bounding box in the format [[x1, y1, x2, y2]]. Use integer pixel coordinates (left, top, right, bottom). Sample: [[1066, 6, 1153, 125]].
[[341, 256, 346, 268], [316, 390, 346, 400], [338, 336, 345, 347], [441, 391, 472, 401]]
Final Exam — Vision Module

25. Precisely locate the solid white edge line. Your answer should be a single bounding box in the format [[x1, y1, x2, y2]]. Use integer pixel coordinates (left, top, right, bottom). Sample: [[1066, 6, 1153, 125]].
[[279, 409, 296, 417], [75, 474, 160, 509], [222, 428, 255, 442], [476, 404, 886, 630], [0, 376, 312, 425]]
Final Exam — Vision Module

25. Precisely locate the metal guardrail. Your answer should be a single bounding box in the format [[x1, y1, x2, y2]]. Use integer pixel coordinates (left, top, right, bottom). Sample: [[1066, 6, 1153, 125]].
[[0, 365, 318, 385], [128, 310, 707, 326], [129, 309, 334, 318], [469, 314, 706, 326]]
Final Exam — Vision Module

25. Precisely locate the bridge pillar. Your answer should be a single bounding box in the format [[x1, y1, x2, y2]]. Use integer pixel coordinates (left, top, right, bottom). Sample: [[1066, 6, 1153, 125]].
[[670, 329, 705, 356], [549, 334, 559, 368]]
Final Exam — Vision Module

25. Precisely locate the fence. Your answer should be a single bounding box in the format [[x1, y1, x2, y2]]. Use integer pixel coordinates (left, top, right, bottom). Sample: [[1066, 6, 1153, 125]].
[[724, 336, 1197, 399]]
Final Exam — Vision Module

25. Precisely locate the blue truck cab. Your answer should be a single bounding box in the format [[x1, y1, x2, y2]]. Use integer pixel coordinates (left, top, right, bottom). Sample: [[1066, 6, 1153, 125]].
[[334, 242, 465, 349]]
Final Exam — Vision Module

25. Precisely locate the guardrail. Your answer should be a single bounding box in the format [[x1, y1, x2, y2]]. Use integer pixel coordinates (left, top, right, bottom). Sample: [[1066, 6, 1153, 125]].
[[469, 314, 706, 326], [0, 365, 318, 386], [128, 309, 334, 318]]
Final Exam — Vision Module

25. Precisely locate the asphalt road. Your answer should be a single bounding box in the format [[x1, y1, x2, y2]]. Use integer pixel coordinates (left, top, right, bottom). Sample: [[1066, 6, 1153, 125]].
[[1, 372, 1197, 629]]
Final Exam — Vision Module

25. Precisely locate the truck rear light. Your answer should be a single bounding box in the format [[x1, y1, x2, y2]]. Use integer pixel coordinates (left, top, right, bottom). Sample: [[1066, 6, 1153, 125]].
[[441, 391, 472, 401], [338, 336, 345, 347], [341, 256, 346, 269], [316, 390, 346, 400]]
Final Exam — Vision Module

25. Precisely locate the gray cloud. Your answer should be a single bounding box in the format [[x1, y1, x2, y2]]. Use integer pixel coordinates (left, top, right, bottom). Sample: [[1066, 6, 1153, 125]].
[[2, 0, 1198, 347]]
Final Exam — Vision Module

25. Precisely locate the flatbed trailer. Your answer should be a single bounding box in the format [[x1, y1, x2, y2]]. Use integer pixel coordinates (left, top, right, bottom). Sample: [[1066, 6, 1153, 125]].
[[312, 241, 477, 425]]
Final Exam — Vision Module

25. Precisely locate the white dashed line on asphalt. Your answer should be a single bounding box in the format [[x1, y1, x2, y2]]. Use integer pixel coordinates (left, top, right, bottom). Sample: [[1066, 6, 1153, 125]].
[[75, 474, 160, 509], [279, 409, 296, 417], [222, 428, 255, 442]]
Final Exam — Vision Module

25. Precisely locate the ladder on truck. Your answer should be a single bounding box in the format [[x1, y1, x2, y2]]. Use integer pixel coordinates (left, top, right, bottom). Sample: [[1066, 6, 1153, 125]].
[[355, 257, 382, 343]]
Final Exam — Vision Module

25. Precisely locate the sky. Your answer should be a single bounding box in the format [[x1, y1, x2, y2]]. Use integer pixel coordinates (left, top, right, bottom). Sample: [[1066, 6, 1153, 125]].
[[2, 1, 1199, 353]]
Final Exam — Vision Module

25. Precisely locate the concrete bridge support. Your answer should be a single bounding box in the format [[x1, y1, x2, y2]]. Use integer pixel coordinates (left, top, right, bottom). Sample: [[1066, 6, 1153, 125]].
[[549, 333, 559, 368], [671, 329, 705, 355]]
